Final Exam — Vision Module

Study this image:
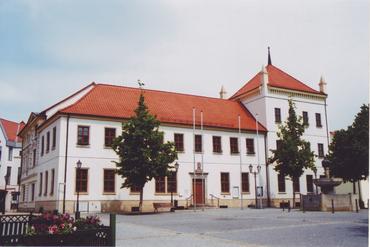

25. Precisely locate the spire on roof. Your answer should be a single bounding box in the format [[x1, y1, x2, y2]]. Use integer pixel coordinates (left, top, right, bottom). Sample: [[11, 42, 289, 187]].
[[267, 46, 272, 65], [219, 85, 227, 99]]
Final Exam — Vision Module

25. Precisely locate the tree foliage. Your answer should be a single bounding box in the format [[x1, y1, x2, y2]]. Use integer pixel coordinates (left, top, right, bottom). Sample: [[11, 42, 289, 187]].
[[328, 104, 369, 182], [112, 93, 178, 211], [269, 99, 316, 205]]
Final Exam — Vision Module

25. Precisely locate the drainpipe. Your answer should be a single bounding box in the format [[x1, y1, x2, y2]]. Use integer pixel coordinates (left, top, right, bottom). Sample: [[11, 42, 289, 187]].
[[62, 115, 70, 213], [264, 133, 271, 207]]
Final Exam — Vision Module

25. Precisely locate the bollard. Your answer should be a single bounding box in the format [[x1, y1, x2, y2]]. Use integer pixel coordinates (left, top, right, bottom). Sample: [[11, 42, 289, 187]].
[[355, 199, 359, 213], [302, 198, 305, 213], [331, 199, 335, 214], [282, 200, 285, 212], [110, 213, 116, 247], [288, 200, 291, 212]]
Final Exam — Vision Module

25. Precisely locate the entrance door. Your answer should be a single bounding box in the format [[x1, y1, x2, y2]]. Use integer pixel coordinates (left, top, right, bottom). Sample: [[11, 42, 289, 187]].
[[192, 179, 205, 205]]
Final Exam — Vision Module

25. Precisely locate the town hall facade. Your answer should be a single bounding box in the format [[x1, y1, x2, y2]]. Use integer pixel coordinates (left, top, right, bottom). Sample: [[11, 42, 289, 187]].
[[18, 55, 330, 213]]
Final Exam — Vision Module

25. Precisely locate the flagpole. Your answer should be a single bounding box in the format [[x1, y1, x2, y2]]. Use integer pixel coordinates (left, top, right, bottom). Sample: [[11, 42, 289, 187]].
[[239, 115, 243, 210], [201, 110, 204, 211], [193, 107, 196, 211]]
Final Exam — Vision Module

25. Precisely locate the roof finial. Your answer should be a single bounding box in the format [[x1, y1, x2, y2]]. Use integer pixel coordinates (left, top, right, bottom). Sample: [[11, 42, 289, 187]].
[[268, 46, 272, 65], [219, 85, 227, 99]]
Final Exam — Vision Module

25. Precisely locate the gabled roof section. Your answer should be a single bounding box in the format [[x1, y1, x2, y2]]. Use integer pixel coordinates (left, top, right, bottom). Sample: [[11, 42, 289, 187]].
[[60, 84, 266, 132], [0, 118, 25, 143], [230, 64, 324, 99]]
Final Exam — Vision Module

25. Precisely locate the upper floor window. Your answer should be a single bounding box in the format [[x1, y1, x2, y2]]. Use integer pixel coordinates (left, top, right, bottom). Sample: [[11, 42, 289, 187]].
[[174, 133, 184, 152], [246, 138, 255, 155], [8, 147, 13, 161], [46, 131, 50, 153], [318, 143, 324, 158], [212, 136, 222, 153], [5, 166, 11, 185], [194, 135, 202, 153], [77, 126, 90, 145], [230, 137, 239, 154], [302, 111, 309, 126], [275, 108, 281, 123], [52, 127, 57, 149], [33, 149, 36, 167], [104, 128, 116, 147], [315, 113, 322, 127], [41, 136, 45, 156]]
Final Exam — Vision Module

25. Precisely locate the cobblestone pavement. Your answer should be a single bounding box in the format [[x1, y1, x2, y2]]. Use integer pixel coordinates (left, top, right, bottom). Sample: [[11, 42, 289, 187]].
[[96, 208, 368, 247]]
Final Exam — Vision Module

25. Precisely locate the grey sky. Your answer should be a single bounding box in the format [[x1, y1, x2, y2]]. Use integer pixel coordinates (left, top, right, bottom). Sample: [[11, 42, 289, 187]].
[[0, 0, 368, 130]]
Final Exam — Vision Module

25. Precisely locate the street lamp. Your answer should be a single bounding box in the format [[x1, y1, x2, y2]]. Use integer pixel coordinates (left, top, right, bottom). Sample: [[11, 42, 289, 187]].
[[249, 164, 261, 208], [171, 162, 179, 210], [75, 160, 82, 219]]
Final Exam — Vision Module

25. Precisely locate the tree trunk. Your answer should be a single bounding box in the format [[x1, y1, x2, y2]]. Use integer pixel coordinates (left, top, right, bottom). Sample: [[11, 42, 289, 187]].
[[139, 187, 144, 213], [358, 180, 364, 209]]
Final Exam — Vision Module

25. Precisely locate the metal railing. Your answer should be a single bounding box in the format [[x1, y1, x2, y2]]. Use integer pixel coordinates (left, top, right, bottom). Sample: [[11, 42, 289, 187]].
[[209, 194, 220, 208], [185, 194, 193, 208]]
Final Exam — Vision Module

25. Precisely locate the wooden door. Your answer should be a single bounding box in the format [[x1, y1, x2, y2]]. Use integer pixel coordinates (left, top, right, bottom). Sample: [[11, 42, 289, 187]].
[[192, 179, 205, 205]]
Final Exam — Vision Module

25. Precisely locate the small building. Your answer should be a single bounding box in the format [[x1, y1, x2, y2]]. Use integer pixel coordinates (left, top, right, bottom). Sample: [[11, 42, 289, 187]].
[[18, 52, 329, 213], [0, 118, 24, 212]]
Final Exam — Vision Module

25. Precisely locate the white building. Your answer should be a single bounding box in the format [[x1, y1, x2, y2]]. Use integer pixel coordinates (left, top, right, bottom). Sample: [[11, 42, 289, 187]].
[[18, 55, 329, 213], [0, 118, 24, 212]]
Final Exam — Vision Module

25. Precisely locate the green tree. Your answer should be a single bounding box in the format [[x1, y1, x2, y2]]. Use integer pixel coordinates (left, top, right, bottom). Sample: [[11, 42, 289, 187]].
[[269, 99, 316, 207], [112, 93, 178, 212], [327, 105, 369, 202]]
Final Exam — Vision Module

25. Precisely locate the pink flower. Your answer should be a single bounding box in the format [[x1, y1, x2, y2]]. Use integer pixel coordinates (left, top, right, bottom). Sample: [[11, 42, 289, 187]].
[[48, 225, 58, 234]]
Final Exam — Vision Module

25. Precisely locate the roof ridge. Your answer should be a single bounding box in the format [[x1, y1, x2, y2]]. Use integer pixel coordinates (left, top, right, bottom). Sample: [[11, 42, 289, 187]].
[[95, 83, 233, 102], [59, 83, 98, 113]]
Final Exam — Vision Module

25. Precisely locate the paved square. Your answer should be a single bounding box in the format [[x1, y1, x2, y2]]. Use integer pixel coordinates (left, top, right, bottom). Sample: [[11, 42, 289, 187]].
[[98, 208, 368, 247]]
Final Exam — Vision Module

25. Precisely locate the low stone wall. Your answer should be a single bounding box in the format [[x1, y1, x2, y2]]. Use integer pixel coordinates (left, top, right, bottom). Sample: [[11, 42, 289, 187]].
[[301, 193, 355, 212]]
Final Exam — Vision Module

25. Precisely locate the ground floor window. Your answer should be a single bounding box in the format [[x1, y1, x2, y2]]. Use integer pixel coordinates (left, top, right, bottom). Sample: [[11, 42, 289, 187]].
[[293, 177, 300, 192], [131, 185, 141, 193], [306, 175, 314, 193], [278, 174, 286, 193], [221, 172, 230, 193], [103, 169, 115, 193], [155, 172, 177, 193], [241, 173, 250, 193], [76, 168, 88, 193]]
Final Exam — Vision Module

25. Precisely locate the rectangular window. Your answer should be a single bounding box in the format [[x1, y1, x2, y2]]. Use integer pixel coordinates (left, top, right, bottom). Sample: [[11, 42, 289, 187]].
[[103, 169, 115, 193], [131, 185, 141, 193], [75, 168, 88, 193], [318, 143, 324, 158], [241, 172, 250, 193], [195, 135, 202, 152], [306, 175, 314, 193], [77, 126, 90, 145], [39, 173, 43, 196], [52, 127, 56, 149], [33, 149, 36, 167], [50, 169, 55, 195], [41, 136, 44, 156], [155, 176, 166, 193], [167, 172, 177, 193], [278, 174, 286, 193], [46, 131, 50, 153], [44, 171, 48, 196], [8, 147, 13, 161], [17, 167, 21, 185], [315, 113, 322, 127], [174, 133, 184, 152], [230, 137, 239, 154], [104, 128, 116, 147], [302, 111, 309, 126], [276, 140, 282, 150], [221, 172, 230, 193], [293, 177, 300, 192], [246, 138, 255, 154], [31, 184, 35, 202], [212, 136, 222, 153], [5, 166, 11, 185], [275, 108, 281, 123]]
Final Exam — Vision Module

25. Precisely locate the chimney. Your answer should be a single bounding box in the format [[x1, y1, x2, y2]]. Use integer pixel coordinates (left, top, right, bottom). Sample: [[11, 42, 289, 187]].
[[260, 65, 269, 95], [219, 85, 227, 99], [319, 75, 327, 93]]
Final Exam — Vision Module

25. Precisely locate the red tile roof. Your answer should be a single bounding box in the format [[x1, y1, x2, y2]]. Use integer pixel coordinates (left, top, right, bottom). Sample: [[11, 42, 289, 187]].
[[60, 84, 266, 132], [0, 118, 25, 143], [230, 65, 324, 99]]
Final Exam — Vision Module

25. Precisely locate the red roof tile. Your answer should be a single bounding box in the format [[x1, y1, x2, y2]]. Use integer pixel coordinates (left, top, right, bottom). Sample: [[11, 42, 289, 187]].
[[60, 84, 266, 132], [0, 118, 25, 143], [231, 65, 323, 99]]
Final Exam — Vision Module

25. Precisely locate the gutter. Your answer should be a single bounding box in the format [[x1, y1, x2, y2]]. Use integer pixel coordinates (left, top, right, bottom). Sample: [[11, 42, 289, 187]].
[[62, 114, 70, 213]]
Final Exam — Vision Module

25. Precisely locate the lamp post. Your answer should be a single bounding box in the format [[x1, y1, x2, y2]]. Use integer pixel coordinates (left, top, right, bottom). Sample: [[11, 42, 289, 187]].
[[249, 164, 261, 208], [171, 162, 179, 210], [75, 160, 82, 219]]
